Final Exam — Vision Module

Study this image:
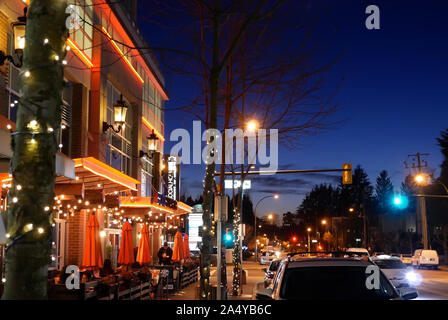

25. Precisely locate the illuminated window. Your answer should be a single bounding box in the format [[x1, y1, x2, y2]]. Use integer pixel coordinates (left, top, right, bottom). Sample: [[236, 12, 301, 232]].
[[105, 82, 132, 176], [68, 0, 93, 59], [142, 74, 164, 139]]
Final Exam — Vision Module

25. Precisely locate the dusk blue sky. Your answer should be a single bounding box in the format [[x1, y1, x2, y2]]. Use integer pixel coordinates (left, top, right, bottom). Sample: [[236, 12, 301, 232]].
[[138, 1, 448, 218]]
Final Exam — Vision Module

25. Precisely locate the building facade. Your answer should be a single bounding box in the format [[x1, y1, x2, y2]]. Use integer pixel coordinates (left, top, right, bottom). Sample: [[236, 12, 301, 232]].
[[0, 0, 190, 274]]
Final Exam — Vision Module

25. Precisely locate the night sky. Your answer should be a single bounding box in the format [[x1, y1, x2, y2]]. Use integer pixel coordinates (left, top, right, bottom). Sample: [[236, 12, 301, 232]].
[[138, 1, 448, 218]]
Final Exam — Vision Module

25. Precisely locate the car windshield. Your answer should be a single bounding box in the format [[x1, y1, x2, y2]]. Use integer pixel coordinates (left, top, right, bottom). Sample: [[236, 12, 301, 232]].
[[374, 259, 406, 269], [279, 266, 398, 300]]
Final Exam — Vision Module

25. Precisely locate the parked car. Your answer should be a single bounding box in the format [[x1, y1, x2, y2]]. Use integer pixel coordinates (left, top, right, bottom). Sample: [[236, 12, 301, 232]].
[[261, 259, 281, 287], [400, 254, 413, 265], [260, 250, 277, 265], [412, 249, 439, 269], [346, 247, 370, 257], [372, 256, 421, 289], [255, 253, 417, 300]]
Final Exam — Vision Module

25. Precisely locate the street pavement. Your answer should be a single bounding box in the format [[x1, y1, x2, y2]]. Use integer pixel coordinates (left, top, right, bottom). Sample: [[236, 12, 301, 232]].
[[168, 259, 265, 300], [414, 268, 448, 300], [168, 261, 448, 300]]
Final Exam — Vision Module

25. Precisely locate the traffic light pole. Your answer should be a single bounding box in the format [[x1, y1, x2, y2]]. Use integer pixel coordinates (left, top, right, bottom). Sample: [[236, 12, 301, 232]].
[[405, 153, 430, 249], [217, 211, 222, 300]]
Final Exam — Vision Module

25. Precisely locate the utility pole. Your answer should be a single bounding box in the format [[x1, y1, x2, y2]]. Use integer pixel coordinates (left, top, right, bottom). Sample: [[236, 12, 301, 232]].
[[405, 152, 429, 249]]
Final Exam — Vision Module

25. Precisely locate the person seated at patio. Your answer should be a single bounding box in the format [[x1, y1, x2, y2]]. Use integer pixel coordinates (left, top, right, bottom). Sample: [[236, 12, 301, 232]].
[[158, 242, 173, 265], [100, 259, 115, 277]]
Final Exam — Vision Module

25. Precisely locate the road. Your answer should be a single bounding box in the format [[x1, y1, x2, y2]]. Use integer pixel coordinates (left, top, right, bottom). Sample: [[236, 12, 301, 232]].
[[239, 261, 448, 300], [414, 268, 448, 300], [168, 260, 448, 300]]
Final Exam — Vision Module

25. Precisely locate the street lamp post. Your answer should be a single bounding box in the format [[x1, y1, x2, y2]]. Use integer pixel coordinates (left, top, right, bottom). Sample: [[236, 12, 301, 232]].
[[307, 227, 312, 252], [254, 195, 278, 262], [415, 173, 430, 249]]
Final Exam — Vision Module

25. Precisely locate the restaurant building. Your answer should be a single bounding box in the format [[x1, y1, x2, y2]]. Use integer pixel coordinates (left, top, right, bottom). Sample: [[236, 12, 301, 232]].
[[0, 0, 191, 276]]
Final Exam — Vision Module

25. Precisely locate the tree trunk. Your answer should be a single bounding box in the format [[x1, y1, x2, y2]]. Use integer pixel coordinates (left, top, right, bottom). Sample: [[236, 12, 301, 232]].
[[199, 4, 221, 297], [232, 185, 243, 295], [2, 0, 68, 300]]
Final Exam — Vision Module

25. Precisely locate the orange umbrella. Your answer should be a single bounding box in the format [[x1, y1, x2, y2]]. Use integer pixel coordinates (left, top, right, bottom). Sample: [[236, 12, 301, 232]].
[[172, 231, 184, 262], [82, 213, 103, 269], [136, 224, 151, 265], [183, 233, 190, 259], [118, 220, 134, 265]]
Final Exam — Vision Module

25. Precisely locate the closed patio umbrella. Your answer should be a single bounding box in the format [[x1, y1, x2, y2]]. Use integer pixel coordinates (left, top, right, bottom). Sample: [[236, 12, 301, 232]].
[[183, 233, 190, 259], [136, 224, 151, 265], [172, 231, 184, 262], [118, 220, 134, 265], [82, 213, 103, 269]]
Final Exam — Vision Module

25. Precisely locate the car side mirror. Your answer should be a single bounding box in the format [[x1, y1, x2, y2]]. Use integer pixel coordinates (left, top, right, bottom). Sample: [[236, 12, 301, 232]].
[[261, 268, 267, 273], [398, 287, 418, 300], [267, 273, 274, 279], [256, 288, 273, 300]]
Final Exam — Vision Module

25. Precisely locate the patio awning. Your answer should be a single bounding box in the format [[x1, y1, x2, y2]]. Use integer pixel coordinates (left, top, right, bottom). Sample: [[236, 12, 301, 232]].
[[176, 201, 192, 215], [56, 157, 139, 194], [119, 196, 175, 214]]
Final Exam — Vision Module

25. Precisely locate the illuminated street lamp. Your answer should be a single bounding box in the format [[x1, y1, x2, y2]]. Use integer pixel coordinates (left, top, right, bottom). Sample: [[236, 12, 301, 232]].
[[306, 227, 312, 252], [246, 120, 258, 132], [268, 214, 274, 220], [348, 207, 355, 213], [254, 194, 279, 261], [321, 219, 327, 225]]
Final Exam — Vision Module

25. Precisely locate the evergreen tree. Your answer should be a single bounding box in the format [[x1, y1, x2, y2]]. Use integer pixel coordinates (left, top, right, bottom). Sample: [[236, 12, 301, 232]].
[[436, 128, 448, 185], [375, 170, 394, 213]]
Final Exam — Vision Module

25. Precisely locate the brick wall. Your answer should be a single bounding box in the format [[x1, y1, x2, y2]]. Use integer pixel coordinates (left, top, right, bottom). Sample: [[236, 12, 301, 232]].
[[66, 209, 88, 266]]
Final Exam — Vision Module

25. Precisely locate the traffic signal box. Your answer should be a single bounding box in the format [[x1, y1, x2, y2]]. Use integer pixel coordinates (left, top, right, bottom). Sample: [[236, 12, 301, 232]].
[[342, 163, 353, 184]]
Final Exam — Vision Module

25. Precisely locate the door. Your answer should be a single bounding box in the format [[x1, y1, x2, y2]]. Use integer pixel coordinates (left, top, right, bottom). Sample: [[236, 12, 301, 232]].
[[50, 218, 67, 270]]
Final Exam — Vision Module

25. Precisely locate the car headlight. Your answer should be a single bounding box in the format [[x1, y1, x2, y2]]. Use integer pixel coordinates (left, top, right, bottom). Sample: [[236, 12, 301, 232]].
[[275, 251, 280, 258], [405, 271, 422, 286]]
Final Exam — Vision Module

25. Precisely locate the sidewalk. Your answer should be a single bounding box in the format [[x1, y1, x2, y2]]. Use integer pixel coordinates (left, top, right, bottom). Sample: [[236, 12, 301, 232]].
[[168, 260, 264, 300]]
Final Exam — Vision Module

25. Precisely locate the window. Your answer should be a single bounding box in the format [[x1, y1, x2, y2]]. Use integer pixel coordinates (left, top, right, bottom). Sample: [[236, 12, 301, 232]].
[[140, 168, 152, 197], [68, 0, 93, 59], [59, 83, 73, 156], [105, 82, 132, 176], [6, 33, 21, 122], [50, 219, 67, 271], [5, 34, 72, 154], [142, 76, 164, 138]]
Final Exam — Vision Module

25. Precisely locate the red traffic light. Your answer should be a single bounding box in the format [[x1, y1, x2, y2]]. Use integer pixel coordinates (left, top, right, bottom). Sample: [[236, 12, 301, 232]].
[[291, 236, 297, 242]]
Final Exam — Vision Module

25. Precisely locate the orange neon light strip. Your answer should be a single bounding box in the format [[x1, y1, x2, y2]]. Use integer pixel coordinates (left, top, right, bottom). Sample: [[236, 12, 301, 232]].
[[142, 117, 165, 142], [119, 196, 175, 213], [101, 27, 144, 83], [177, 201, 192, 212], [74, 157, 139, 191], [67, 38, 94, 68]]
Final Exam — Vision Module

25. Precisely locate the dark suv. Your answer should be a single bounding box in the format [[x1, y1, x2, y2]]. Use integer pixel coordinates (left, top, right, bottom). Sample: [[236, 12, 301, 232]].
[[256, 252, 417, 300]]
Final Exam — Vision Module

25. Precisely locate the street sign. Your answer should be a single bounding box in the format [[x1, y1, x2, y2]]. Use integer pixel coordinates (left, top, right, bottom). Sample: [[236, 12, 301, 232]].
[[214, 195, 228, 221], [342, 163, 353, 184], [224, 180, 251, 189]]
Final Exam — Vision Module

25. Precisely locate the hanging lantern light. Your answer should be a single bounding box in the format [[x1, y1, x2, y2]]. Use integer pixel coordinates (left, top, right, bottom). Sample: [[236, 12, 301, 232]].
[[139, 129, 159, 158], [103, 94, 128, 133], [148, 129, 158, 152], [0, 8, 27, 67]]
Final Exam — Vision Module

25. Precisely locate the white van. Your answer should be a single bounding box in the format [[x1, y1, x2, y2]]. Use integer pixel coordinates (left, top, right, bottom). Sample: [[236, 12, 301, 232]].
[[346, 248, 370, 257], [412, 249, 439, 269]]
